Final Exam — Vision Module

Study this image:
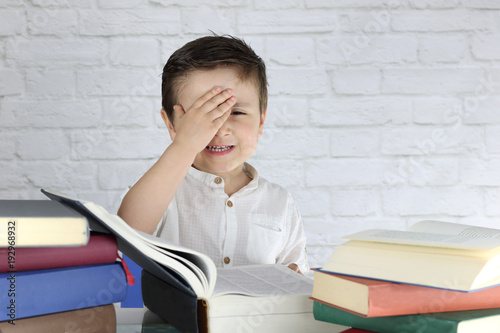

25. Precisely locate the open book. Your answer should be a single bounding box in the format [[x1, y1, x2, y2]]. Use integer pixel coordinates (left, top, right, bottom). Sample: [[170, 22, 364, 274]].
[[41, 190, 338, 333], [320, 220, 500, 292]]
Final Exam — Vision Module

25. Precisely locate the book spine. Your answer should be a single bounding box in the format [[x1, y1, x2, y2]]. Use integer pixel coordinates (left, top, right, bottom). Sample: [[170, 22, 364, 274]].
[[0, 304, 116, 333], [313, 301, 459, 333], [0, 233, 118, 273], [0, 263, 127, 321]]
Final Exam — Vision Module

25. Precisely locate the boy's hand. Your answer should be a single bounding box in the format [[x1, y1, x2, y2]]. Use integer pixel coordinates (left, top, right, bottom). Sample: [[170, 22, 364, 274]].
[[170, 86, 236, 154], [288, 263, 303, 274]]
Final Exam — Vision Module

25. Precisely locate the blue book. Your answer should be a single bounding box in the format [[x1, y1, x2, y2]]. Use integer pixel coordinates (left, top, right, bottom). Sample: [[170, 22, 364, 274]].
[[0, 263, 127, 321]]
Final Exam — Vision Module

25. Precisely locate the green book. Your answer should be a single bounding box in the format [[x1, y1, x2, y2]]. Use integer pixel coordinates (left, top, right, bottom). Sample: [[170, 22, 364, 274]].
[[313, 301, 500, 333]]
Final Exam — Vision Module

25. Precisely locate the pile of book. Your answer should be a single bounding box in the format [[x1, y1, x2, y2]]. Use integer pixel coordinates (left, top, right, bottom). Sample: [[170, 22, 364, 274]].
[[0, 200, 128, 332], [311, 220, 500, 333]]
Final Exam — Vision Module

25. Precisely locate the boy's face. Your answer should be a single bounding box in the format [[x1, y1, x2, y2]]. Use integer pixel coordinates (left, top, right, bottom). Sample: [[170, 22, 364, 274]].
[[172, 67, 266, 176]]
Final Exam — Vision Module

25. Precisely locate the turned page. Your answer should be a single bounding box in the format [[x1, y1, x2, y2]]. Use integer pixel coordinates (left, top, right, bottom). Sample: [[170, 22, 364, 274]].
[[344, 221, 500, 251]]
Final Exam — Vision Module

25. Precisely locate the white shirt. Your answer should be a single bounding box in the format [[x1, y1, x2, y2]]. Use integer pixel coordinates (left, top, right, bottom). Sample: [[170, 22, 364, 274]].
[[155, 163, 309, 273]]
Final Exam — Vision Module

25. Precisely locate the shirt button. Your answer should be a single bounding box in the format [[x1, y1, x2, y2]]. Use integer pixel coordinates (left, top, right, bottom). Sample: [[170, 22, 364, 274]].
[[214, 177, 222, 184], [227, 200, 233, 207], [224, 257, 231, 264]]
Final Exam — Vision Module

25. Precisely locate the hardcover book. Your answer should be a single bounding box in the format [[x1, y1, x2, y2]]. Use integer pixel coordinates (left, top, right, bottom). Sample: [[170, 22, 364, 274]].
[[0, 263, 127, 321], [312, 269, 500, 317], [321, 220, 500, 291], [313, 300, 500, 333], [0, 200, 88, 246]]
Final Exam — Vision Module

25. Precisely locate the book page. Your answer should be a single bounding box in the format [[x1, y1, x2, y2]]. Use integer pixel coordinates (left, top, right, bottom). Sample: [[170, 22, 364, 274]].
[[409, 220, 500, 239], [344, 227, 500, 251], [213, 264, 313, 297]]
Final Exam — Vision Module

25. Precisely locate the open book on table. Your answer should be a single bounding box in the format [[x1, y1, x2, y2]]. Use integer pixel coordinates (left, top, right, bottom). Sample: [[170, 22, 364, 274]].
[[42, 189, 338, 333], [320, 220, 500, 292]]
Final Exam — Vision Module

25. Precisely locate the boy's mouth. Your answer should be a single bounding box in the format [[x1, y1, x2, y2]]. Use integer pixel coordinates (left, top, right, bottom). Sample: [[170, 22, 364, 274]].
[[205, 145, 234, 152]]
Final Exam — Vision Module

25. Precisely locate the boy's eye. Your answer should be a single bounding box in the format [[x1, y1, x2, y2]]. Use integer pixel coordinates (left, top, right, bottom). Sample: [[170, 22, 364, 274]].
[[231, 110, 245, 115]]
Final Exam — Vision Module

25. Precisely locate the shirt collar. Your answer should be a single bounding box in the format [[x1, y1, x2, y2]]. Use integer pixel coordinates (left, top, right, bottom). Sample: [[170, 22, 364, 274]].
[[187, 162, 259, 195]]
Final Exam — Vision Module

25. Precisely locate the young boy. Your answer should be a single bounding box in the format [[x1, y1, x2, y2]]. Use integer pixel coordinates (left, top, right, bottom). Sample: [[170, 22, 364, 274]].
[[118, 35, 308, 274]]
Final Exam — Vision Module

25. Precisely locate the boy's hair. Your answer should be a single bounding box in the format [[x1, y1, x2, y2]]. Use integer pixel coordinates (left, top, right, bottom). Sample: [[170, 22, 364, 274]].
[[161, 35, 268, 123]]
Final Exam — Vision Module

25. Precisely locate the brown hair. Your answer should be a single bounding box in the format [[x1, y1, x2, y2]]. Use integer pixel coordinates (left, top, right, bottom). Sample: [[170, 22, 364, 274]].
[[161, 35, 268, 123]]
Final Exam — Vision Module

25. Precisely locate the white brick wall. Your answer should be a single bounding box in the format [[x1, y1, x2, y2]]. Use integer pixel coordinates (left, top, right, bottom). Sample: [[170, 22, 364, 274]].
[[1, 1, 500, 268]]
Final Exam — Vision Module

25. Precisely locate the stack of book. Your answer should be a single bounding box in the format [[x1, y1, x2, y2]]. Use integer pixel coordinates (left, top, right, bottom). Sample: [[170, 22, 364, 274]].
[[311, 220, 500, 333], [0, 200, 128, 332]]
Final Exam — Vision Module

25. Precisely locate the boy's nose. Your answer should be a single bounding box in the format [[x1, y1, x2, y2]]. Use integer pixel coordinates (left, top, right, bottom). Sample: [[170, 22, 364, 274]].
[[215, 120, 231, 137]]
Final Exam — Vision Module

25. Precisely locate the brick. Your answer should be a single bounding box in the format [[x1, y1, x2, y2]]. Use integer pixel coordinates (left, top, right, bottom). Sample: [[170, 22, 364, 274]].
[[101, 97, 155, 128], [1, 100, 101, 128], [265, 97, 308, 127], [26, 69, 75, 97], [0, 69, 22, 96], [98, 161, 152, 190], [407, 157, 460, 186], [0, 10, 22, 35], [463, 0, 500, 8], [110, 39, 159, 66], [485, 188, 500, 216], [97, 0, 148, 8], [268, 68, 330, 95], [22, 160, 97, 190], [465, 97, 500, 124], [485, 125, 500, 153], [255, 0, 302, 9], [409, 0, 460, 8], [266, 37, 315, 66], [30, 0, 91, 7], [337, 10, 393, 33], [0, 161, 24, 189], [419, 35, 467, 63], [79, 8, 181, 36], [27, 9, 78, 35], [238, 10, 337, 34], [333, 68, 380, 94], [381, 127, 484, 155], [17, 130, 70, 160], [310, 97, 412, 126], [305, 0, 398, 8], [330, 189, 378, 216], [151, 0, 248, 6], [392, 10, 494, 32], [70, 129, 165, 160], [462, 158, 500, 186], [0, 131, 15, 160], [290, 188, 330, 217], [317, 36, 417, 65], [304, 217, 343, 246], [182, 8, 235, 35], [256, 129, 329, 159], [305, 159, 397, 187], [472, 34, 500, 60], [247, 159, 303, 188], [382, 187, 481, 216], [77, 69, 158, 96], [0, 100, 15, 127], [413, 97, 463, 125], [330, 128, 379, 157], [6, 39, 106, 66], [382, 68, 484, 94]]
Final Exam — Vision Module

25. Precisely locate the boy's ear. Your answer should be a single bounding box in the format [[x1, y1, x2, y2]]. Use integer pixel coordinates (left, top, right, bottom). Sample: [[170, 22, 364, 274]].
[[258, 108, 267, 137], [161, 108, 176, 140]]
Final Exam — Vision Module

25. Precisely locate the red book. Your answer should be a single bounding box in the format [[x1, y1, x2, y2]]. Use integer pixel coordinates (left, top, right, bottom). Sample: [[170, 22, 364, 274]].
[[313, 269, 500, 317], [0, 233, 118, 272]]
